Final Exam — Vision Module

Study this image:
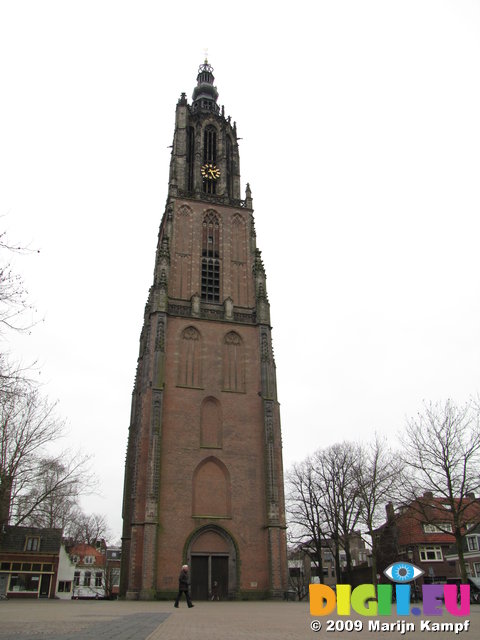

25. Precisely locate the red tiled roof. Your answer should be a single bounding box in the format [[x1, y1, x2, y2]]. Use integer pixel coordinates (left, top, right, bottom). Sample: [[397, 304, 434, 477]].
[[394, 497, 480, 546]]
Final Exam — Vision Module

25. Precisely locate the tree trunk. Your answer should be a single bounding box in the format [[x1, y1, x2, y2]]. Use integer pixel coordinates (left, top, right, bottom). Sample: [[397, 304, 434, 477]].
[[0, 474, 13, 526], [455, 530, 468, 583], [313, 542, 325, 584], [370, 534, 378, 585]]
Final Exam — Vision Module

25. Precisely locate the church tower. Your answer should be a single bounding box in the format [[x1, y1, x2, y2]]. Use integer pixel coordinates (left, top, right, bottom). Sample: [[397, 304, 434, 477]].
[[121, 61, 287, 600]]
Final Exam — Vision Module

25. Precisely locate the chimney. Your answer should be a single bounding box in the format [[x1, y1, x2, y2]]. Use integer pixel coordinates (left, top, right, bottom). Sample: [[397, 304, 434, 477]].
[[386, 502, 395, 521]]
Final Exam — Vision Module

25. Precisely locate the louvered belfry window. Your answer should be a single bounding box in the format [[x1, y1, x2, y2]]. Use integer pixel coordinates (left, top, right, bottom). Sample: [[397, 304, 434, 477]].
[[186, 126, 195, 192], [203, 126, 217, 194], [226, 136, 233, 198], [201, 212, 220, 302]]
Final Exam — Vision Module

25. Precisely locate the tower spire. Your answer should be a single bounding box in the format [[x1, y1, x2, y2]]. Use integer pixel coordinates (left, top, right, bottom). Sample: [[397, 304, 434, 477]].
[[192, 60, 219, 114]]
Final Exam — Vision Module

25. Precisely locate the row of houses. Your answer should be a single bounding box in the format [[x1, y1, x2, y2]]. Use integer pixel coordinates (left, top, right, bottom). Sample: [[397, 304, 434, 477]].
[[375, 493, 480, 584], [288, 492, 480, 595], [0, 525, 121, 599]]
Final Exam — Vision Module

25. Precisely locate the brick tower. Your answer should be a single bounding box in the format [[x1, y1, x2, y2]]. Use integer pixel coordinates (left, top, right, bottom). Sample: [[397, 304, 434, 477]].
[[120, 61, 287, 600]]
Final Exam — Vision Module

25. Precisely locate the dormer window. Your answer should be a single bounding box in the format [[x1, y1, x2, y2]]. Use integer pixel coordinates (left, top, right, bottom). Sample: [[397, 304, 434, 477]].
[[25, 536, 40, 551], [467, 535, 480, 552], [423, 523, 452, 533], [84, 555, 95, 564]]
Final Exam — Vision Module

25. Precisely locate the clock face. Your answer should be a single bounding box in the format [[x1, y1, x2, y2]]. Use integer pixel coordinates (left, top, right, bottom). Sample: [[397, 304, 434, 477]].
[[201, 163, 221, 180]]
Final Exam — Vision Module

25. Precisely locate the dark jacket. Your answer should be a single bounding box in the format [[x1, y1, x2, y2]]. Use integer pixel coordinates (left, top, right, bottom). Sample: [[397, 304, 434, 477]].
[[179, 569, 189, 590]]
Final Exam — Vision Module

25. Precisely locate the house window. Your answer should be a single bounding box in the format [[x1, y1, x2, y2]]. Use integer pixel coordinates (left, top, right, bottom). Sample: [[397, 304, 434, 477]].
[[467, 536, 480, 552], [25, 536, 40, 551], [74, 571, 80, 586], [84, 555, 94, 565], [95, 572, 103, 587], [71, 555, 79, 563], [8, 574, 40, 592], [58, 581, 71, 593], [419, 546, 443, 561], [474, 563, 480, 577], [111, 568, 120, 587], [423, 523, 453, 534], [83, 571, 91, 587]]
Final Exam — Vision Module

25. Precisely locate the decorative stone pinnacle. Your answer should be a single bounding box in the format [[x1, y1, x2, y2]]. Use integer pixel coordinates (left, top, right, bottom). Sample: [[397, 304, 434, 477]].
[[158, 237, 170, 261], [253, 249, 266, 277], [158, 269, 168, 289]]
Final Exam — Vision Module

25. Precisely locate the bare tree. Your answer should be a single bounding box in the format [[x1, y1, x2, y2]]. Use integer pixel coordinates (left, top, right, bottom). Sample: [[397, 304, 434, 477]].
[[12, 456, 92, 528], [354, 435, 403, 584], [0, 228, 94, 532], [287, 443, 363, 585], [0, 229, 39, 336], [0, 377, 92, 526], [286, 458, 326, 583], [401, 399, 480, 582], [66, 511, 111, 546], [314, 443, 362, 583]]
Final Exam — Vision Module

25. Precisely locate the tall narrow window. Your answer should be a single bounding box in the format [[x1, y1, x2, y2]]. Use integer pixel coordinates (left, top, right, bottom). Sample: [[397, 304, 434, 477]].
[[223, 331, 245, 392], [226, 136, 233, 198], [186, 126, 195, 192], [178, 326, 202, 388], [201, 212, 220, 302], [200, 397, 222, 448], [203, 126, 217, 194], [175, 205, 193, 299], [231, 214, 247, 306]]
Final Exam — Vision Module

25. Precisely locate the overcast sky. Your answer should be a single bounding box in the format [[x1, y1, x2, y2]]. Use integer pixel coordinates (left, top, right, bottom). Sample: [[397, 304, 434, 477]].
[[1, 1, 480, 541]]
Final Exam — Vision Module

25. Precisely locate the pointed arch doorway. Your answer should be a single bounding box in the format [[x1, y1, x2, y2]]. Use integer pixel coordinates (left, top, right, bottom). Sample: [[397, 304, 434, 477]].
[[187, 525, 237, 600]]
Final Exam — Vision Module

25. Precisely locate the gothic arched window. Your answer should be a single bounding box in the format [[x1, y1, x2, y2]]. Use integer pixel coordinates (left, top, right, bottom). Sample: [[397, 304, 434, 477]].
[[201, 212, 220, 302], [177, 326, 202, 388], [226, 135, 233, 198], [174, 205, 193, 299], [192, 457, 231, 518], [186, 126, 195, 192], [223, 331, 245, 392], [200, 397, 222, 448], [231, 214, 247, 306]]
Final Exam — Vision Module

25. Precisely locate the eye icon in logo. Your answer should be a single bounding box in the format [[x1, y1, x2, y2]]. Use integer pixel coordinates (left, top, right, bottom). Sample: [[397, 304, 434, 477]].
[[384, 562, 424, 583]]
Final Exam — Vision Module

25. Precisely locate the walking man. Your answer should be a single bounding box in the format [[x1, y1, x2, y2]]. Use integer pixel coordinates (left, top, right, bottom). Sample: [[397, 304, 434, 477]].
[[174, 564, 194, 608]]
